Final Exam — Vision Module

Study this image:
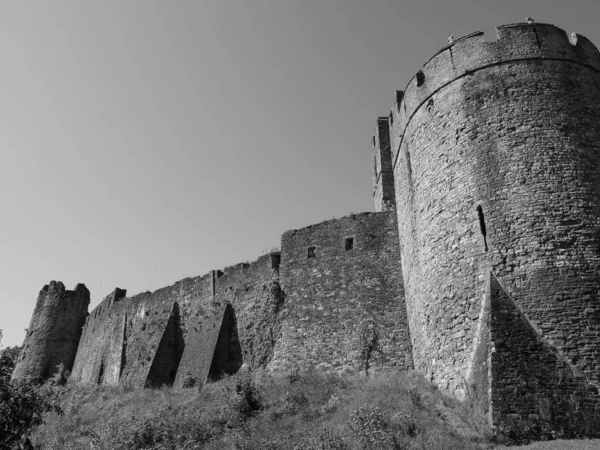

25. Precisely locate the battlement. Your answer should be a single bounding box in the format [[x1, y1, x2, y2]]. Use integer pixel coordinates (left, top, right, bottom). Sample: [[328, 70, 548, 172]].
[[391, 22, 600, 166], [12, 280, 90, 381], [36, 281, 89, 312]]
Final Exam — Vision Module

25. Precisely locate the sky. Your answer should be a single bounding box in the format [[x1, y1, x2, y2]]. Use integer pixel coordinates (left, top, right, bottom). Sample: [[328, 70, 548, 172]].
[[2, 0, 600, 348]]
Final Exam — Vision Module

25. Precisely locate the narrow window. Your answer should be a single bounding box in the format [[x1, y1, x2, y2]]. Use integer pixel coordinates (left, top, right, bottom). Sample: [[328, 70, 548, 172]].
[[476, 205, 489, 252], [307, 246, 316, 259], [389, 112, 394, 126], [345, 237, 354, 251], [416, 70, 425, 87], [97, 361, 105, 385]]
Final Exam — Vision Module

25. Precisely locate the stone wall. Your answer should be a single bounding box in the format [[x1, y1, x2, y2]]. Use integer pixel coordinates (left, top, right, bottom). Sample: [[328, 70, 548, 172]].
[[385, 22, 600, 435], [64, 211, 411, 388], [71, 289, 127, 385], [173, 256, 285, 389], [12, 281, 90, 381], [71, 256, 282, 388], [390, 22, 600, 391], [471, 272, 600, 438], [268, 211, 412, 375]]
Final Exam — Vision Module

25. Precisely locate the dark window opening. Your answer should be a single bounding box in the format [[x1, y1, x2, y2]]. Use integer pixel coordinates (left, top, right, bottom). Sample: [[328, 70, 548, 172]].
[[405, 148, 413, 188], [271, 253, 281, 269], [373, 157, 378, 180], [345, 237, 354, 251], [477, 205, 489, 252], [372, 136, 376, 148], [217, 270, 224, 278], [389, 112, 394, 126], [307, 246, 316, 259], [97, 361, 105, 385], [416, 70, 425, 87]]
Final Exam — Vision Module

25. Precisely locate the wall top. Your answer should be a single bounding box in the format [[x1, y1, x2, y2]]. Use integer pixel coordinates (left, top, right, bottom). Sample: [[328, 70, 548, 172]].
[[391, 22, 600, 146]]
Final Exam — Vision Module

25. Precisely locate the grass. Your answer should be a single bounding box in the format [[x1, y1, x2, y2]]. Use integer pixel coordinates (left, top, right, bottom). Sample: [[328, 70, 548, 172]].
[[31, 369, 600, 449], [499, 441, 600, 450], [31, 369, 495, 449]]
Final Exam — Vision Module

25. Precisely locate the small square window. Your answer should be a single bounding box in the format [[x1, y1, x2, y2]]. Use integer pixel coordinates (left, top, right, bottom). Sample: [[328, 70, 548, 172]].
[[345, 237, 354, 251], [307, 246, 316, 259]]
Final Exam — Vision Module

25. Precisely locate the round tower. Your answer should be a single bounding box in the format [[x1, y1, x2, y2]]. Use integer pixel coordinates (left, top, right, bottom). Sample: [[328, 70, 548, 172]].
[[390, 23, 600, 394], [12, 281, 90, 381]]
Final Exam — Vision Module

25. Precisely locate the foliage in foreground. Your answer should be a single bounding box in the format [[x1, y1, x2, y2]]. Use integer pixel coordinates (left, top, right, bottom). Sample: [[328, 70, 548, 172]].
[[32, 369, 492, 450], [0, 331, 59, 450]]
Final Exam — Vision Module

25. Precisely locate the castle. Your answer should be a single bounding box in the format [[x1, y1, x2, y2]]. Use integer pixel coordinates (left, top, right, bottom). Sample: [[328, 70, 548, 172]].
[[12, 22, 600, 439]]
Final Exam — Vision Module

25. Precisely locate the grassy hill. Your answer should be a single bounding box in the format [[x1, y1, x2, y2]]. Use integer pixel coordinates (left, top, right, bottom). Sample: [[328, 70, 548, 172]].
[[32, 370, 493, 449]]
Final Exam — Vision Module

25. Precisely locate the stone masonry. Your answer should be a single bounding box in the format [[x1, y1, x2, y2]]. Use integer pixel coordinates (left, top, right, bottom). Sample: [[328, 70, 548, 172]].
[[385, 22, 600, 438], [11, 21, 600, 440], [11, 281, 89, 381], [15, 209, 409, 391]]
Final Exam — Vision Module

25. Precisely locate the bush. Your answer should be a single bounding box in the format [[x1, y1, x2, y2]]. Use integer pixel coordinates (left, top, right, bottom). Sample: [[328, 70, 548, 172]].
[[0, 331, 60, 449]]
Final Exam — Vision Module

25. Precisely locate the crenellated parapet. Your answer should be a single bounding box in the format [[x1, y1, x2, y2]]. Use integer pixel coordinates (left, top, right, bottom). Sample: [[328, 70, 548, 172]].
[[11, 281, 90, 381], [389, 23, 600, 167]]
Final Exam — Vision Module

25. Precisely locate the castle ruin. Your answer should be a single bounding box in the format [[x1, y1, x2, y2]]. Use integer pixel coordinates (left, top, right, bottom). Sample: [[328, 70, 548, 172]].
[[12, 22, 600, 439]]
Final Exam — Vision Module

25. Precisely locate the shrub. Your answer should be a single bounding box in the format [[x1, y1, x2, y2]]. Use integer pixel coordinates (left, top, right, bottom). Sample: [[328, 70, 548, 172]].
[[0, 331, 61, 449]]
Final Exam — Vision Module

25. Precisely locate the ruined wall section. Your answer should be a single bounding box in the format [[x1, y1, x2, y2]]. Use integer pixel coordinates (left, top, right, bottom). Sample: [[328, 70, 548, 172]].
[[70, 253, 285, 388], [390, 23, 600, 395], [268, 211, 412, 376], [71, 288, 127, 385], [214, 253, 285, 370], [12, 281, 90, 381], [69, 211, 410, 386], [117, 293, 180, 387], [174, 254, 285, 388], [145, 302, 185, 387]]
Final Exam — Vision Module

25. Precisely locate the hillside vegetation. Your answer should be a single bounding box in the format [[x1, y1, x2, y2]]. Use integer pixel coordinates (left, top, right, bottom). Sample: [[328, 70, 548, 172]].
[[30, 369, 493, 450]]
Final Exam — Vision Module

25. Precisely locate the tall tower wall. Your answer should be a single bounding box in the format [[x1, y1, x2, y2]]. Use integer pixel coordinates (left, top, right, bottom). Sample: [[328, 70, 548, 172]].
[[12, 281, 90, 381], [391, 23, 600, 396]]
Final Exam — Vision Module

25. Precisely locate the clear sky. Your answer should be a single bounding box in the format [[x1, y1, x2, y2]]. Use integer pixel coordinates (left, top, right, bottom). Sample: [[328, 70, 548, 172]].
[[2, 0, 599, 348]]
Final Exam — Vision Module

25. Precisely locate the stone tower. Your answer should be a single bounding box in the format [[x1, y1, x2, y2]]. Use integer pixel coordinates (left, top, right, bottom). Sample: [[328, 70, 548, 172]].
[[371, 115, 396, 212], [385, 22, 600, 436], [12, 281, 90, 381]]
